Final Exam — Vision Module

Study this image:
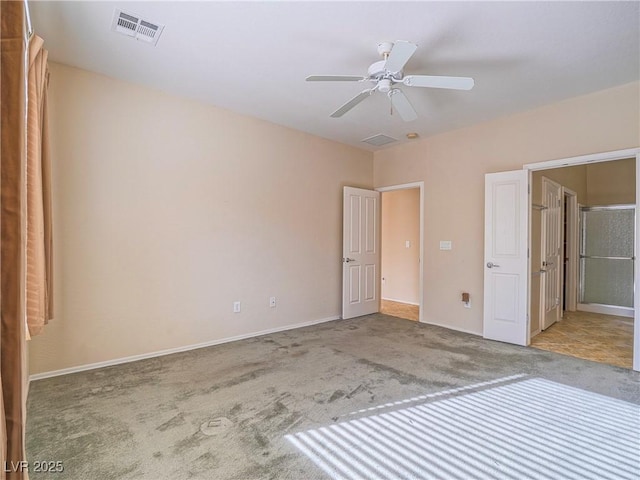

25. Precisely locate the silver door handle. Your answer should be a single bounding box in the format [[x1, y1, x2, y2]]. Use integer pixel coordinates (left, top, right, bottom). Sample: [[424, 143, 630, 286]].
[[343, 258, 356, 263], [542, 261, 554, 266], [486, 262, 500, 268]]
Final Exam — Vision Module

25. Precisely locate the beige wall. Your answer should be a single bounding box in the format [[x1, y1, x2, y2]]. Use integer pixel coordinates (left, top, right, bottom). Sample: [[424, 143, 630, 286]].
[[531, 158, 636, 207], [29, 63, 373, 375], [374, 81, 640, 335], [587, 158, 636, 205], [533, 165, 587, 204], [31, 65, 640, 373], [381, 189, 420, 304]]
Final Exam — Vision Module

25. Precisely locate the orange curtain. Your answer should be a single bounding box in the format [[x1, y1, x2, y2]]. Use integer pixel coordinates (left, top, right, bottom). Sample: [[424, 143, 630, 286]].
[[1, 0, 52, 477], [25, 34, 52, 338], [1, 1, 30, 478]]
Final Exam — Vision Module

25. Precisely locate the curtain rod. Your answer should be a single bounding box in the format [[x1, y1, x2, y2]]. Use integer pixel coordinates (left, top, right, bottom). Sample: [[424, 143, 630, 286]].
[[25, 0, 33, 39]]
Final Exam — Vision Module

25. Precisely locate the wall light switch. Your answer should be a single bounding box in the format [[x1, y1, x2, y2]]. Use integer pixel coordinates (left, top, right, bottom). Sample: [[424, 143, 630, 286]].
[[405, 240, 411, 248], [233, 301, 241, 313], [440, 241, 452, 250]]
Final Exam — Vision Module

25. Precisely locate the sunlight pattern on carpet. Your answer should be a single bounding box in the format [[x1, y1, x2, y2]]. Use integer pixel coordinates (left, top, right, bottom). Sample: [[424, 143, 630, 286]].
[[286, 377, 640, 480]]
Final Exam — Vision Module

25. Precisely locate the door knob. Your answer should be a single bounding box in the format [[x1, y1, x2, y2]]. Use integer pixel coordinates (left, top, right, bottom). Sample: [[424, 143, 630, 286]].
[[343, 258, 356, 263], [486, 262, 500, 268]]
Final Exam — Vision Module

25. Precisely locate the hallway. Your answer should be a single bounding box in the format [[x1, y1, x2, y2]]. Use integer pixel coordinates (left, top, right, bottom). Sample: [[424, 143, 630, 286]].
[[380, 299, 419, 322]]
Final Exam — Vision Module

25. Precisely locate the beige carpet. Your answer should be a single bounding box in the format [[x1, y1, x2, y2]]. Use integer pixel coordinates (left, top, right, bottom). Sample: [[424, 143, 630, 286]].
[[27, 314, 639, 479]]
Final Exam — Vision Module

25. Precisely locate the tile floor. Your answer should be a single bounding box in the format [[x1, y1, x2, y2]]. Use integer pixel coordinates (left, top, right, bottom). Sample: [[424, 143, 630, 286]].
[[380, 299, 419, 322], [530, 310, 634, 369], [381, 301, 633, 369]]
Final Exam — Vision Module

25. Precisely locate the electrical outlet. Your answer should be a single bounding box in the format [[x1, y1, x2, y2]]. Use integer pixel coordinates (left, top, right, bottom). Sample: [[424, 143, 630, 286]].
[[233, 301, 241, 313], [462, 292, 471, 309], [269, 296, 276, 308]]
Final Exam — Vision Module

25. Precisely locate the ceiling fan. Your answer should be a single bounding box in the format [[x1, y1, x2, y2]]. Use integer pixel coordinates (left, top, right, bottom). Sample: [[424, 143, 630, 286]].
[[306, 41, 474, 122]]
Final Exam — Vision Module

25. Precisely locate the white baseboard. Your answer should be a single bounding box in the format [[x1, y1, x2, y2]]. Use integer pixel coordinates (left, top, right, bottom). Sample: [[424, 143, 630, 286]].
[[418, 319, 481, 337], [381, 297, 419, 306], [577, 303, 634, 318], [29, 315, 340, 382]]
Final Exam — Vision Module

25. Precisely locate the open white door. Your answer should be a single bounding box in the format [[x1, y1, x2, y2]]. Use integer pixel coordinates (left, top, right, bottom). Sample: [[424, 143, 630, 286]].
[[541, 177, 562, 329], [343, 187, 380, 319], [484, 170, 529, 345]]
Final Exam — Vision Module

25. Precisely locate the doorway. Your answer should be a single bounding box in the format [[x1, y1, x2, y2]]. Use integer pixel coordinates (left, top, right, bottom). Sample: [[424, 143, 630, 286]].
[[377, 182, 424, 322], [528, 156, 637, 369], [562, 188, 579, 312]]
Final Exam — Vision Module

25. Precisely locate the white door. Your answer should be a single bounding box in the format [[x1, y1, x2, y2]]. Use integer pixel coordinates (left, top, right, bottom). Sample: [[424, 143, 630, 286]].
[[541, 177, 562, 329], [484, 170, 529, 345], [343, 187, 380, 319]]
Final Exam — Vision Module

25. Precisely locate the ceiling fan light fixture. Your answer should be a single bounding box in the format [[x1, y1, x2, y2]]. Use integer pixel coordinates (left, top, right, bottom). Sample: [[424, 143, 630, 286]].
[[378, 79, 392, 93]]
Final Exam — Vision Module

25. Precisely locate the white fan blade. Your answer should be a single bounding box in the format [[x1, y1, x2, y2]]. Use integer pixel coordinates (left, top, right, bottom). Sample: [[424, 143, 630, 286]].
[[330, 89, 374, 117], [306, 75, 365, 82], [384, 41, 418, 73], [403, 75, 475, 90], [389, 89, 417, 122]]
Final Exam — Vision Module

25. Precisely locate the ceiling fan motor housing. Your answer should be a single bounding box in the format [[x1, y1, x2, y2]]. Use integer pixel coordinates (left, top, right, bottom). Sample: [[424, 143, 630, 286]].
[[367, 60, 403, 87]]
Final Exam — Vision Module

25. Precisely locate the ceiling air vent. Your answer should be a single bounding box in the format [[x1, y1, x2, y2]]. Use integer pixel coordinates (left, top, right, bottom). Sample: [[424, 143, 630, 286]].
[[361, 134, 397, 147], [111, 9, 164, 46]]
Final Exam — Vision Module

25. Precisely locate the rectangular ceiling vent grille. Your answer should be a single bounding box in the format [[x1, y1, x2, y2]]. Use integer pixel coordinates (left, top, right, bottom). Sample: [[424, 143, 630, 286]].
[[361, 134, 397, 146], [111, 9, 164, 46]]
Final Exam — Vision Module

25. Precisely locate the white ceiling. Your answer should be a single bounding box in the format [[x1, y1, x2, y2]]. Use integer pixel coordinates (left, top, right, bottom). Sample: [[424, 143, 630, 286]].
[[31, 1, 640, 151]]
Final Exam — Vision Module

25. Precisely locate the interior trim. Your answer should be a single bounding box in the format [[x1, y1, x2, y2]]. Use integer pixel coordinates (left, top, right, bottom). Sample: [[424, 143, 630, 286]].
[[29, 315, 340, 381]]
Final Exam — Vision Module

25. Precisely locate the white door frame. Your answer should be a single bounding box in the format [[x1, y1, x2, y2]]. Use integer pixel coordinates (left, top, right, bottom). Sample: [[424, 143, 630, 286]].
[[524, 147, 640, 371], [376, 182, 425, 323], [562, 188, 579, 312]]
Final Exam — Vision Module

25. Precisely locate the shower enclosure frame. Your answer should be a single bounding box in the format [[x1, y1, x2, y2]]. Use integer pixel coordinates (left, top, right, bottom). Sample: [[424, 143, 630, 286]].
[[578, 204, 635, 317]]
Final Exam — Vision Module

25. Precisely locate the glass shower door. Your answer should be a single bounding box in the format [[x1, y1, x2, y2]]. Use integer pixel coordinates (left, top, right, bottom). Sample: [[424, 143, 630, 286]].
[[579, 206, 635, 309]]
